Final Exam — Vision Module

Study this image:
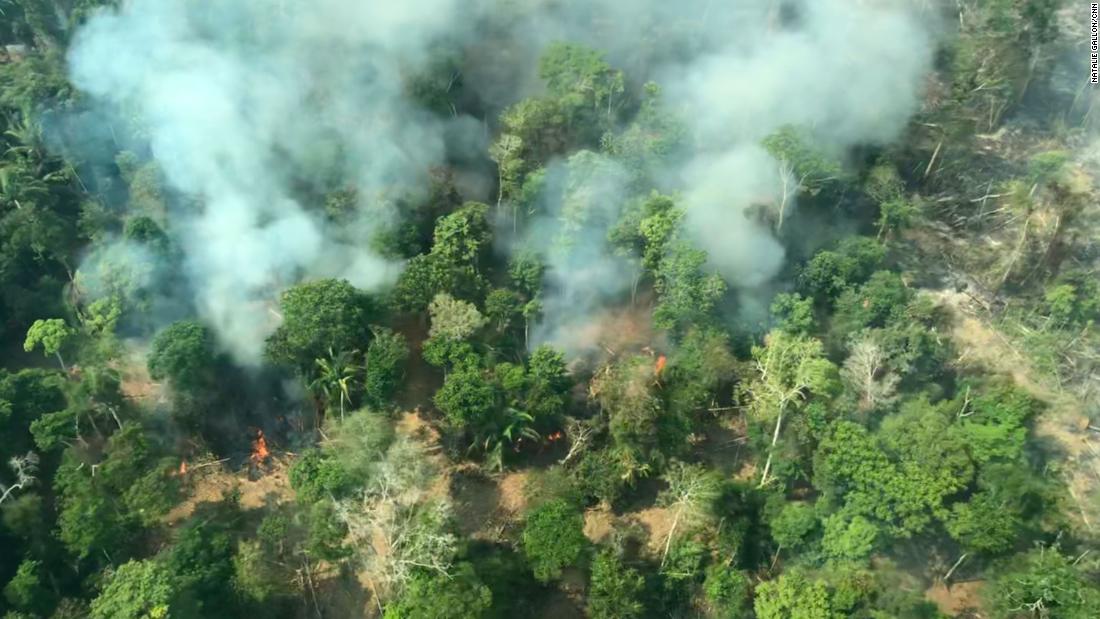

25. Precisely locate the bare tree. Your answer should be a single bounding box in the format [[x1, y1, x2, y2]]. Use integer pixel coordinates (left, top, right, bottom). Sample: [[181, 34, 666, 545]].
[[559, 416, 594, 466], [841, 336, 900, 412], [334, 439, 457, 602], [0, 452, 39, 506], [657, 461, 720, 566]]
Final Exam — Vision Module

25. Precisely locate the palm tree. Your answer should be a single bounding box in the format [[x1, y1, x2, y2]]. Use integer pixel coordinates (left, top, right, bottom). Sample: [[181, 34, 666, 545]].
[[309, 348, 360, 422]]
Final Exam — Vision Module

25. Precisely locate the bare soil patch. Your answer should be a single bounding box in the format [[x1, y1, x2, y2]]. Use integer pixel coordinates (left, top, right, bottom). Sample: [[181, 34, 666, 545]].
[[925, 580, 985, 617]]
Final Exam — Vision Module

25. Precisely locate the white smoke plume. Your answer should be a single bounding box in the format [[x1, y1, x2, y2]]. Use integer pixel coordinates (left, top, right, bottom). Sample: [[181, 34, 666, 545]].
[[68, 0, 479, 362], [664, 0, 933, 287], [66, 0, 936, 361]]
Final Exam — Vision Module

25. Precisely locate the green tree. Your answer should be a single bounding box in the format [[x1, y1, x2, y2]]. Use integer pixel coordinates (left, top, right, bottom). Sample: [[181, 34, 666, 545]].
[[90, 559, 198, 619], [743, 330, 838, 487], [522, 498, 586, 582], [798, 238, 884, 304], [539, 42, 625, 118], [434, 364, 497, 430], [392, 253, 459, 313], [754, 569, 842, 619], [484, 288, 522, 333], [703, 565, 750, 618], [3, 559, 49, 614], [664, 327, 736, 419], [587, 550, 645, 619], [23, 318, 73, 370], [265, 279, 374, 371], [771, 292, 815, 335], [987, 546, 1100, 618], [428, 292, 487, 342], [364, 328, 409, 408], [652, 241, 726, 332], [821, 513, 879, 564], [508, 250, 544, 297], [431, 202, 491, 270], [383, 563, 491, 619], [770, 501, 818, 550], [762, 125, 845, 229], [147, 320, 215, 392], [946, 489, 1021, 555]]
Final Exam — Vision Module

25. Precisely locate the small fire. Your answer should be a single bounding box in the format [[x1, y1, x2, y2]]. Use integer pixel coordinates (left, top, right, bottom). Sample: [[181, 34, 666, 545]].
[[654, 354, 667, 376], [251, 430, 270, 465], [546, 431, 564, 443], [178, 460, 188, 476]]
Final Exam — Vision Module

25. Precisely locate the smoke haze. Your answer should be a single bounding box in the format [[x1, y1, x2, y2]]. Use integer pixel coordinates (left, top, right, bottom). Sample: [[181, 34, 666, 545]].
[[65, 0, 936, 360]]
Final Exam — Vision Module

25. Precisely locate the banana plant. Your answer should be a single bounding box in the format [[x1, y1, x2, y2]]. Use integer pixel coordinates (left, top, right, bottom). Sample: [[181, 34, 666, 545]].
[[479, 407, 539, 473]]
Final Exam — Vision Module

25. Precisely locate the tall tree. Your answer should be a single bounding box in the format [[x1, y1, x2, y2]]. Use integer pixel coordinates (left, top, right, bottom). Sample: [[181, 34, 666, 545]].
[[742, 330, 838, 487]]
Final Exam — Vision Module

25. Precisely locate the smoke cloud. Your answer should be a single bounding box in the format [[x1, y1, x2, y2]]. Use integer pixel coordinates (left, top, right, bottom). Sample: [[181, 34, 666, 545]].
[[65, 0, 936, 361], [68, 0, 478, 362]]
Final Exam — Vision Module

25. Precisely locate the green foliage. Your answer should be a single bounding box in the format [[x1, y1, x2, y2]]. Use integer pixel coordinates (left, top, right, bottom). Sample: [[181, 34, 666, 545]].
[[762, 126, 845, 196], [392, 253, 463, 313], [572, 448, 628, 506], [507, 251, 544, 296], [231, 540, 283, 604], [265, 279, 375, 371], [703, 565, 750, 618], [587, 550, 646, 619], [429, 292, 487, 342], [637, 193, 683, 271], [90, 559, 198, 619], [288, 449, 352, 504], [988, 546, 1100, 618], [484, 288, 522, 332], [602, 83, 687, 183], [864, 162, 905, 205], [798, 238, 885, 304], [163, 519, 236, 615], [592, 355, 667, 480], [771, 292, 816, 335], [664, 327, 735, 418], [821, 513, 879, 563], [54, 424, 178, 559], [23, 318, 72, 366], [754, 569, 843, 619], [123, 216, 171, 254], [831, 271, 913, 340], [1043, 272, 1100, 326], [522, 345, 571, 424], [877, 198, 920, 240], [769, 501, 818, 549], [540, 42, 624, 109], [147, 320, 215, 391], [432, 202, 491, 269], [364, 328, 409, 408], [3, 559, 48, 614], [522, 498, 586, 582], [814, 408, 973, 539], [383, 563, 491, 619], [946, 489, 1021, 554], [952, 382, 1037, 464], [652, 240, 726, 332], [434, 364, 498, 430]]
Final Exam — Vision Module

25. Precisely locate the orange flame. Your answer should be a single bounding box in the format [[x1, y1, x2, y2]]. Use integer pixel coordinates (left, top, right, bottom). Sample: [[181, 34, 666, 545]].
[[654, 354, 667, 376], [546, 431, 564, 443], [251, 430, 270, 465]]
